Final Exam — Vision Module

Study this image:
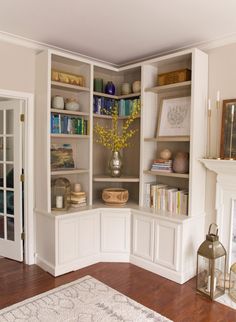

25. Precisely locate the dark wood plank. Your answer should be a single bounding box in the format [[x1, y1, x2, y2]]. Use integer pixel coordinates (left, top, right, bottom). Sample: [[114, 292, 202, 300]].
[[0, 259, 235, 322]]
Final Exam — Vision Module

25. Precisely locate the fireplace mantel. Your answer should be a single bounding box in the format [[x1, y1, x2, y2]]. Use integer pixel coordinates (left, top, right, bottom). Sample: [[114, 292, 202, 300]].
[[200, 158, 236, 269], [200, 159, 236, 176]]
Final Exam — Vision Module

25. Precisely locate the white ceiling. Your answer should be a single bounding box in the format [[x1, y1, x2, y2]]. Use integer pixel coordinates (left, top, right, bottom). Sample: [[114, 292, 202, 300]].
[[0, 0, 236, 65]]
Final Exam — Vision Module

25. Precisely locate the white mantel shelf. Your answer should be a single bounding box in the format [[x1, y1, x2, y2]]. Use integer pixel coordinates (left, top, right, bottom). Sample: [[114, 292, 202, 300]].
[[200, 158, 236, 270], [200, 159, 236, 176]]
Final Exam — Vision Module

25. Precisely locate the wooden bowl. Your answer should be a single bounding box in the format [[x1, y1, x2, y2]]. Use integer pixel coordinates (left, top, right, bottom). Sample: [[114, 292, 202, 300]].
[[102, 188, 129, 206]]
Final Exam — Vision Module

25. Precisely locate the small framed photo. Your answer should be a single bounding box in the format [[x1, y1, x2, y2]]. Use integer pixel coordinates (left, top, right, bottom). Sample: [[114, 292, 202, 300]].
[[157, 97, 191, 137]]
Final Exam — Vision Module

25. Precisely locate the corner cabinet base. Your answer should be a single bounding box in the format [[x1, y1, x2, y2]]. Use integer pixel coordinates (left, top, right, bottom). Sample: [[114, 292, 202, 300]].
[[35, 207, 205, 283]]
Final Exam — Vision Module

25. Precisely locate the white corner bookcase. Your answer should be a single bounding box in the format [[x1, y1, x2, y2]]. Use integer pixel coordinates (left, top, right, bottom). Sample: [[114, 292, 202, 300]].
[[35, 48, 208, 284]]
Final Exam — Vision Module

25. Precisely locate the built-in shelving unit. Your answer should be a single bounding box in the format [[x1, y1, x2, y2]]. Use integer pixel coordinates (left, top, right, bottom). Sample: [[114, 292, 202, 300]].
[[143, 170, 189, 178], [93, 91, 141, 99], [93, 175, 140, 182], [144, 136, 190, 142], [145, 80, 191, 94], [51, 80, 90, 92], [51, 108, 89, 117], [51, 169, 89, 175], [51, 134, 90, 139], [92, 65, 141, 205]]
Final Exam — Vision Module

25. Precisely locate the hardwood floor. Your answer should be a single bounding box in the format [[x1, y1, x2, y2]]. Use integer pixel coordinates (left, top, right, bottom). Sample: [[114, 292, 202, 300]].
[[0, 259, 235, 322]]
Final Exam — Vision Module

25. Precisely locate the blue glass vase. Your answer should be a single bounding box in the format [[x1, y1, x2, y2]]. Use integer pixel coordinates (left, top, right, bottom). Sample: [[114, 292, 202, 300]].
[[105, 81, 115, 95]]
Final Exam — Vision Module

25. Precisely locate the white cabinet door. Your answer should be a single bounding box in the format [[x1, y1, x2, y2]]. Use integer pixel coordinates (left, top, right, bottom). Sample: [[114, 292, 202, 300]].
[[78, 211, 99, 257], [154, 220, 180, 270], [57, 217, 78, 265], [132, 213, 154, 261], [101, 210, 130, 253]]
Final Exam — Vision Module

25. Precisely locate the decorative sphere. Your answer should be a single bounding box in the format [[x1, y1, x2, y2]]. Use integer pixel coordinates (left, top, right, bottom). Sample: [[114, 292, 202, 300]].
[[173, 152, 189, 174], [160, 149, 172, 160]]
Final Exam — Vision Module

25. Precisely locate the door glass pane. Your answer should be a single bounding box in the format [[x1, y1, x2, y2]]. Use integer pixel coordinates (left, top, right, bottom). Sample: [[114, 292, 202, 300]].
[[0, 138, 3, 161], [6, 165, 13, 188], [0, 189, 4, 214], [6, 137, 13, 161], [7, 217, 14, 241], [6, 191, 14, 215], [0, 164, 3, 188], [0, 215, 4, 238], [6, 110, 14, 135], [0, 110, 3, 134]]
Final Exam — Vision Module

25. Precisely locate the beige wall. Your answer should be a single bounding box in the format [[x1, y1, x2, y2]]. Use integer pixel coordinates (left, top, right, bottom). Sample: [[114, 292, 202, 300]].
[[205, 42, 236, 230], [0, 41, 36, 93]]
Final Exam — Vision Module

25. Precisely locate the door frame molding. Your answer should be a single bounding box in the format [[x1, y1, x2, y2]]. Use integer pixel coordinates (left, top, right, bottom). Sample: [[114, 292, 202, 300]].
[[0, 89, 34, 264]]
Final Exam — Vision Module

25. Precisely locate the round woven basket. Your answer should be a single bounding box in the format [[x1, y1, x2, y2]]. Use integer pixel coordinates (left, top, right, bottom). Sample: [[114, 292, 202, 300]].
[[102, 188, 129, 206]]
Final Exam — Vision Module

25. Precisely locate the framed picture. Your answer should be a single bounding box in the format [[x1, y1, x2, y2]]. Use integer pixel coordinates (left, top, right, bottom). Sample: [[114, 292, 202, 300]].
[[51, 144, 75, 170], [157, 97, 191, 137], [220, 99, 236, 159]]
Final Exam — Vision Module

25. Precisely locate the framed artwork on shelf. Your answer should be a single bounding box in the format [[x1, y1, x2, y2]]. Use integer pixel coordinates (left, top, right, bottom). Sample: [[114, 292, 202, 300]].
[[220, 99, 236, 159], [51, 144, 75, 170], [157, 96, 191, 137]]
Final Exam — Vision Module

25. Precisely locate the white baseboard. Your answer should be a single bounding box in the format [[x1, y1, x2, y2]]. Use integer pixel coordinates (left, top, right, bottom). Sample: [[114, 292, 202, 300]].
[[35, 255, 55, 276]]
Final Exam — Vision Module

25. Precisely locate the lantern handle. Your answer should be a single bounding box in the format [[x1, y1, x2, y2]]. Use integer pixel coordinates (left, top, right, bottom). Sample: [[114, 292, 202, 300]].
[[208, 223, 218, 236]]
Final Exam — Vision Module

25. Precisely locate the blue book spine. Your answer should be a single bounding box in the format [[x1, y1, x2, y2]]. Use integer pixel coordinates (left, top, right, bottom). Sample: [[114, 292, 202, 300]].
[[63, 116, 68, 134]]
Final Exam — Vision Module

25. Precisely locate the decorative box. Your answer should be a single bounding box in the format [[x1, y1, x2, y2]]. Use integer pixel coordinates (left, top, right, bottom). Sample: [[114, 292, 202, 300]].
[[157, 68, 191, 86], [51, 69, 85, 87]]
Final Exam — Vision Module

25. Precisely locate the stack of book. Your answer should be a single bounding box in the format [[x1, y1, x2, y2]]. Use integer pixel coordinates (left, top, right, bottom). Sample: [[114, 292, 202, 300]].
[[51, 114, 88, 135], [118, 98, 140, 116], [70, 191, 87, 208], [151, 159, 173, 173], [143, 181, 188, 215]]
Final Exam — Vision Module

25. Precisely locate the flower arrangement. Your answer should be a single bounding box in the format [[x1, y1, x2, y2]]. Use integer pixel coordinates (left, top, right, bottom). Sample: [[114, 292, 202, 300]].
[[94, 100, 141, 152]]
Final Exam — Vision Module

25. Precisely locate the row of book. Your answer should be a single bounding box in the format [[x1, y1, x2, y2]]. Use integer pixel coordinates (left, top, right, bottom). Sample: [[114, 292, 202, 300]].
[[93, 96, 140, 116], [143, 182, 188, 215], [151, 159, 173, 173], [51, 114, 88, 135]]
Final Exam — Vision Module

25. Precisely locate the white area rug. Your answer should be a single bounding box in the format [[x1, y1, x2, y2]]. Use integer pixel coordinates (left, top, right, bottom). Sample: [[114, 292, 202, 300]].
[[0, 275, 172, 322], [216, 292, 236, 310]]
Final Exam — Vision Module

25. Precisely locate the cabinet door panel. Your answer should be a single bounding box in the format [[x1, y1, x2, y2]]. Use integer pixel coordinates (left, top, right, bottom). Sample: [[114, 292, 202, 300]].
[[101, 211, 130, 253], [154, 220, 179, 270], [78, 212, 99, 257], [132, 214, 154, 261], [58, 218, 78, 265]]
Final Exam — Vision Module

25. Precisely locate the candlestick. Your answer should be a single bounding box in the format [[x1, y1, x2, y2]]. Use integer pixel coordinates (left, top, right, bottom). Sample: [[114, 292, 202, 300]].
[[215, 93, 221, 159], [207, 106, 212, 158]]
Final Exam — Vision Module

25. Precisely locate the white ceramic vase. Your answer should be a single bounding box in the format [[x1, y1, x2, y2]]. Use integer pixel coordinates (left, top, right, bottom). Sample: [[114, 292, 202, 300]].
[[132, 80, 141, 93]]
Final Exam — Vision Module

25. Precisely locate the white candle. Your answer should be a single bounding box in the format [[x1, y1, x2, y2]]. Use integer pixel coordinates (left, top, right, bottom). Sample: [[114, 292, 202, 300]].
[[56, 196, 63, 209], [74, 183, 81, 192], [207, 275, 216, 293], [208, 99, 211, 111], [216, 90, 220, 102]]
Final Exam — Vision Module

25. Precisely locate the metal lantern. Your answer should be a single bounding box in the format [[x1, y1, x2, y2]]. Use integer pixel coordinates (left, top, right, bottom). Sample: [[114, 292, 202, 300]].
[[229, 263, 236, 302], [196, 223, 227, 300], [51, 177, 71, 211]]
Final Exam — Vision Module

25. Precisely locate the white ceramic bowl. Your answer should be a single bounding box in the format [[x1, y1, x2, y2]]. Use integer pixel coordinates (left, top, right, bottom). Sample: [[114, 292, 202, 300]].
[[65, 101, 80, 111]]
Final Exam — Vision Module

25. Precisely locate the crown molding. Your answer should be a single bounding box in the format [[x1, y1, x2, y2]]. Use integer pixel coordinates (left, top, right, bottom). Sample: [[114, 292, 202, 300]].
[[0, 30, 119, 69], [1, 30, 236, 69]]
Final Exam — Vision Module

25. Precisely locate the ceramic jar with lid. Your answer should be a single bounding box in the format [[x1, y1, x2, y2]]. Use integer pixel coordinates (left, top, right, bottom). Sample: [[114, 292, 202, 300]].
[[121, 83, 131, 95], [132, 80, 141, 93], [52, 96, 64, 109]]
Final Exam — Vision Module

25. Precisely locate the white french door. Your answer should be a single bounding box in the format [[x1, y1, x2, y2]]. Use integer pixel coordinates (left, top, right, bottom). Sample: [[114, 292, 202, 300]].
[[0, 100, 23, 261]]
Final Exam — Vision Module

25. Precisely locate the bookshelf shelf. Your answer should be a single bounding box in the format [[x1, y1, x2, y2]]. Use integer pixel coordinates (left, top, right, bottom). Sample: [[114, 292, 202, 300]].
[[145, 81, 191, 94], [51, 168, 89, 175], [143, 170, 189, 178], [51, 108, 89, 117], [93, 91, 141, 100], [144, 136, 190, 142], [51, 81, 90, 92], [51, 134, 90, 139], [93, 175, 140, 183], [93, 113, 140, 120]]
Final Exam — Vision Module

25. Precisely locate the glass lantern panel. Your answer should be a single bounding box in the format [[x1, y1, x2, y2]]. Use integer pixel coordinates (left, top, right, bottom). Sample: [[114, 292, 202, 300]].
[[230, 269, 236, 301], [197, 254, 226, 299]]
